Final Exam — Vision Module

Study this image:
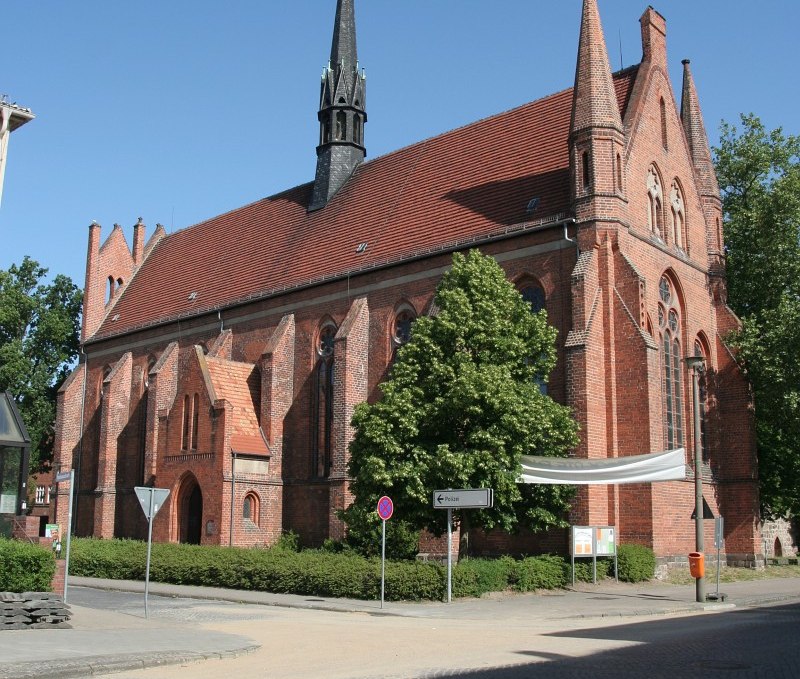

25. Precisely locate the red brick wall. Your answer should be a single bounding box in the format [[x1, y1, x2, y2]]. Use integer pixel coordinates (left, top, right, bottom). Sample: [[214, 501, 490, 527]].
[[52, 6, 760, 563]]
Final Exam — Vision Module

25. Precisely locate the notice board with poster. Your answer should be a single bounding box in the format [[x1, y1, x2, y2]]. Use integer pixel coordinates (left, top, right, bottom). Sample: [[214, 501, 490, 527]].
[[571, 525, 618, 584]]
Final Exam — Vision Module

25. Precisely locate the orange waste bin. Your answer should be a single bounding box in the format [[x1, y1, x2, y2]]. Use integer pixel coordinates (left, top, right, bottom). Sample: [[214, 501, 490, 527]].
[[688, 552, 705, 578]]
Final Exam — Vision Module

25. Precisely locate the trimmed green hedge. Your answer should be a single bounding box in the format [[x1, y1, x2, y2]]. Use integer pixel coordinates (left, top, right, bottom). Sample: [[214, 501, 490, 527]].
[[0, 538, 56, 592], [617, 543, 656, 582], [69, 538, 654, 600]]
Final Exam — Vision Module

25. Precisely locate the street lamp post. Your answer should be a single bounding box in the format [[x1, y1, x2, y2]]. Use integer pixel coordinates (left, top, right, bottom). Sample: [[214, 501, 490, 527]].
[[685, 355, 706, 603]]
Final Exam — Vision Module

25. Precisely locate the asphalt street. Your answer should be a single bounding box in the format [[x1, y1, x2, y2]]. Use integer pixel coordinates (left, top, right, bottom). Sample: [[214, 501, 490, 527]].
[[1, 577, 799, 679]]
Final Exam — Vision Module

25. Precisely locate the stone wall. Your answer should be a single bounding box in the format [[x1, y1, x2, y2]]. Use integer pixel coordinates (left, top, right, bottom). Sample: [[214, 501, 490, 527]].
[[762, 518, 798, 559]]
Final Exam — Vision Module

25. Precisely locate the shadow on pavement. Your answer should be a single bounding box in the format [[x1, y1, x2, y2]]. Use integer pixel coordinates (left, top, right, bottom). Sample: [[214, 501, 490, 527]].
[[432, 603, 800, 679]]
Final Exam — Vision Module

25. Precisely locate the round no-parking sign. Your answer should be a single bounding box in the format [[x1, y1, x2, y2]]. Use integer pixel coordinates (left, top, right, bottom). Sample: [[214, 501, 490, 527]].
[[377, 496, 394, 521]]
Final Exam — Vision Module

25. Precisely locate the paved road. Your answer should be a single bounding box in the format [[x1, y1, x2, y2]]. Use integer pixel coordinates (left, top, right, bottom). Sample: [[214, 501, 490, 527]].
[[107, 597, 800, 679], [2, 578, 799, 679]]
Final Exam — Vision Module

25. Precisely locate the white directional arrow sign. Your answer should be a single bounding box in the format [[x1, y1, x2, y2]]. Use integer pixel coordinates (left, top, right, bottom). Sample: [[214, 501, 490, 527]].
[[433, 488, 493, 509]]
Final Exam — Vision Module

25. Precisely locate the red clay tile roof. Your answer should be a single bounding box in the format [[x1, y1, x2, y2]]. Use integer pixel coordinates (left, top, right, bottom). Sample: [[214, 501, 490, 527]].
[[205, 357, 265, 451], [230, 434, 269, 457], [94, 67, 639, 341]]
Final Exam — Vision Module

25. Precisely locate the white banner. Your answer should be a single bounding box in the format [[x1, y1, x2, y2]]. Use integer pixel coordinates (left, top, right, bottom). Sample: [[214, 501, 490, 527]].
[[519, 448, 686, 485]]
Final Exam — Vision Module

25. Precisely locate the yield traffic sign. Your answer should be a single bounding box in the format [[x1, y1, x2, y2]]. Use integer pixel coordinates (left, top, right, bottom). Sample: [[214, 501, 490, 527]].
[[135, 487, 170, 521]]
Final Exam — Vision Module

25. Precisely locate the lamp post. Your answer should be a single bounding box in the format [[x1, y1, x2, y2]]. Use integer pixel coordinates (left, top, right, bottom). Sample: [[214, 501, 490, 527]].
[[685, 355, 706, 603]]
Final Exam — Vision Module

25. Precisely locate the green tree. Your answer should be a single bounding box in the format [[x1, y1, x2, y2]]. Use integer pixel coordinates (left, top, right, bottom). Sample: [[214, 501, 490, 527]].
[[0, 257, 82, 472], [714, 114, 800, 517], [346, 249, 579, 555]]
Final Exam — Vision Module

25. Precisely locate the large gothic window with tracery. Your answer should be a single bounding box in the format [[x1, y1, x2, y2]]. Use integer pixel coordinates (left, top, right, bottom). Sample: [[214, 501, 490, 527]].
[[390, 307, 416, 366], [670, 181, 685, 250], [694, 339, 709, 460], [520, 283, 547, 394], [647, 166, 664, 239], [659, 276, 683, 449], [312, 323, 336, 478]]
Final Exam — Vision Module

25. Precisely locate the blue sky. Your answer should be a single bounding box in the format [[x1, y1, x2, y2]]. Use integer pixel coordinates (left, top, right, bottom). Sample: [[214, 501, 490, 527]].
[[2, 1, 798, 287]]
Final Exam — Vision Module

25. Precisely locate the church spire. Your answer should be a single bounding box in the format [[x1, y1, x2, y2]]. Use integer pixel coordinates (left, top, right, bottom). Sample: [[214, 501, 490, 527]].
[[680, 59, 719, 199], [310, 0, 367, 211], [330, 0, 357, 72], [569, 0, 626, 218], [570, 0, 623, 136]]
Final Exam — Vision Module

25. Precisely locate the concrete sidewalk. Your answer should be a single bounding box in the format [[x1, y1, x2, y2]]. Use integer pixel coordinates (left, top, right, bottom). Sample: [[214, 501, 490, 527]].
[[1, 576, 798, 679]]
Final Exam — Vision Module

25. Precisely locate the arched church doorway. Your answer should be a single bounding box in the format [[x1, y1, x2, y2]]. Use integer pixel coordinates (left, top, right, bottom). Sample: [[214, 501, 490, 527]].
[[177, 475, 203, 545]]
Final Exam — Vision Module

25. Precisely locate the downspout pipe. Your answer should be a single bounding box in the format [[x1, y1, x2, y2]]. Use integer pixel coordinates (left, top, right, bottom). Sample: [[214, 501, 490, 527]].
[[229, 452, 237, 547]]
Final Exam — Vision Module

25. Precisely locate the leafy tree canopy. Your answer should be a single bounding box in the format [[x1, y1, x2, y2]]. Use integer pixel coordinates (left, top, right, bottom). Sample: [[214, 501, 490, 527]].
[[0, 257, 82, 471], [346, 250, 579, 552], [714, 114, 800, 517]]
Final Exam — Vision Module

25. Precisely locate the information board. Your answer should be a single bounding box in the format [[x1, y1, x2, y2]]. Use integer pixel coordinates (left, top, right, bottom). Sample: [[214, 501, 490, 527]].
[[595, 527, 616, 556]]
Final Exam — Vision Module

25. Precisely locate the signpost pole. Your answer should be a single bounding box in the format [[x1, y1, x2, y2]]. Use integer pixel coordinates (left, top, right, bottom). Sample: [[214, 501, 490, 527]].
[[571, 527, 575, 586], [145, 488, 154, 619], [715, 516, 724, 599], [380, 518, 386, 609], [446, 508, 452, 604], [432, 489, 493, 604], [62, 470, 74, 603], [686, 356, 706, 603], [134, 486, 169, 620], [376, 496, 393, 609]]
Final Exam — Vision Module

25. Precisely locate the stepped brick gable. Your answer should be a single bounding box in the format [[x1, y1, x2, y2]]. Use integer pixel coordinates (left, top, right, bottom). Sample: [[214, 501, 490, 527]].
[[53, 0, 760, 567]]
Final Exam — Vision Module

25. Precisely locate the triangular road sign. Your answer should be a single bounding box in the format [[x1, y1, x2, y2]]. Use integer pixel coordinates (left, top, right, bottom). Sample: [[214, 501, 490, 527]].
[[135, 487, 170, 521]]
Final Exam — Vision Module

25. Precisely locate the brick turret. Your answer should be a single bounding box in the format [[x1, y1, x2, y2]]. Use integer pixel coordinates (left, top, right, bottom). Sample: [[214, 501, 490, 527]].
[[681, 59, 725, 276], [569, 0, 627, 227]]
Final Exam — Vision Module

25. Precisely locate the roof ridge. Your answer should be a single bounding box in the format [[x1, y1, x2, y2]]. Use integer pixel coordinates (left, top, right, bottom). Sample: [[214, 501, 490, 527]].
[[153, 68, 643, 243]]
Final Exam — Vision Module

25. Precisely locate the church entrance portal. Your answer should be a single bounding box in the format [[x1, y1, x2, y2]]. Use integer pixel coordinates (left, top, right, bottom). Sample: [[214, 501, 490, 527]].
[[178, 477, 202, 545]]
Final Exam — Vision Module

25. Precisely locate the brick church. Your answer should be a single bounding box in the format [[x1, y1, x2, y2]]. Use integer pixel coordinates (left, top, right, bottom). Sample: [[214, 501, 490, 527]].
[[53, 0, 761, 565]]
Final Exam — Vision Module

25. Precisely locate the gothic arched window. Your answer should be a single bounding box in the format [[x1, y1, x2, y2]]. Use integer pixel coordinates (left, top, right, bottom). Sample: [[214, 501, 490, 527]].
[[354, 115, 362, 145], [335, 111, 346, 141], [191, 393, 199, 450], [393, 309, 415, 347], [659, 276, 683, 449], [391, 307, 416, 365], [182, 394, 191, 450], [670, 180, 686, 250], [647, 166, 664, 238], [243, 492, 259, 526], [312, 323, 336, 478], [694, 339, 709, 461], [521, 285, 546, 314], [520, 283, 548, 394]]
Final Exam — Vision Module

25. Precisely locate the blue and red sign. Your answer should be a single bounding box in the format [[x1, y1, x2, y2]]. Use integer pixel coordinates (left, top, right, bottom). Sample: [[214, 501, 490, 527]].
[[377, 495, 394, 521]]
